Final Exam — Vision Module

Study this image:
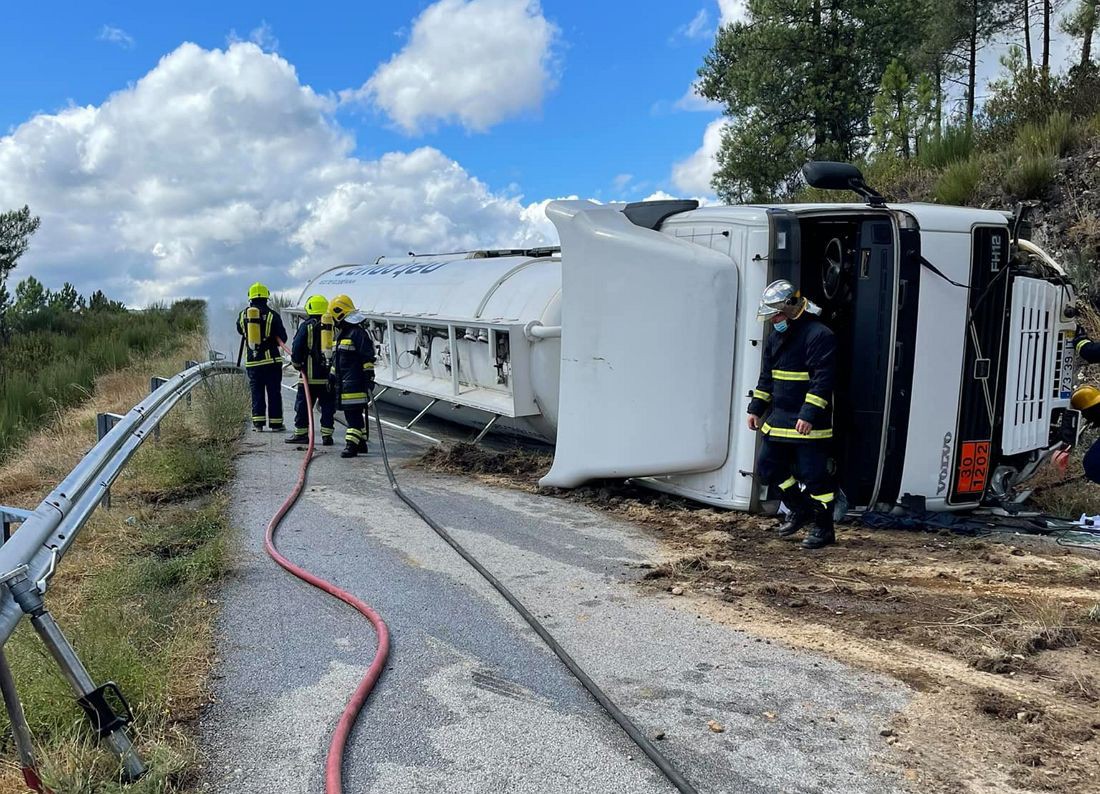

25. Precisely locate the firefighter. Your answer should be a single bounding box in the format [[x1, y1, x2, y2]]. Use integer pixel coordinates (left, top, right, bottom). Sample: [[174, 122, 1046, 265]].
[[328, 294, 376, 458], [285, 295, 336, 447], [1072, 330, 1100, 484], [236, 282, 288, 431], [747, 279, 838, 550]]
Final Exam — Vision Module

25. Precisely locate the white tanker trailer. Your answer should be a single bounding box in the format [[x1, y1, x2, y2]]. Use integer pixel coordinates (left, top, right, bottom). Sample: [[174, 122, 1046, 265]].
[[294, 163, 1081, 514]]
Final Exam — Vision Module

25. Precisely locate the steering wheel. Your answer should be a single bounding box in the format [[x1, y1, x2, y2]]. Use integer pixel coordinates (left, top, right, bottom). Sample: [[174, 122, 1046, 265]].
[[822, 237, 847, 300]]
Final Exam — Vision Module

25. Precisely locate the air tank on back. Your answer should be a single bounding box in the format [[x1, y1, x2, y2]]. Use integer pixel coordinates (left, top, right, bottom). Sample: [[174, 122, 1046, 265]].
[[295, 248, 564, 441]]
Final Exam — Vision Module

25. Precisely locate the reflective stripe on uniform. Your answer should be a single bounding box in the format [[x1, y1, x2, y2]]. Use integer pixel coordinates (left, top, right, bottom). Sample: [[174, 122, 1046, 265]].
[[811, 492, 835, 504], [779, 476, 798, 490], [342, 392, 367, 400], [752, 389, 772, 401], [363, 362, 374, 370], [320, 427, 334, 437], [762, 422, 833, 439], [1078, 338, 1090, 354], [805, 393, 829, 409], [252, 415, 266, 422], [339, 339, 354, 347], [246, 356, 276, 367], [772, 370, 810, 381], [306, 324, 314, 383]]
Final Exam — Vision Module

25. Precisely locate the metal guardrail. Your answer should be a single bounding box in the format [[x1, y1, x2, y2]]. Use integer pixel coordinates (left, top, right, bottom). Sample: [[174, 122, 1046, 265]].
[[0, 357, 241, 781]]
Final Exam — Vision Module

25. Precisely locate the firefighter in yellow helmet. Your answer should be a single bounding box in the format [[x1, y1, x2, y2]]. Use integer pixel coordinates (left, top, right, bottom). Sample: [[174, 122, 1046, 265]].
[[1070, 385, 1100, 483], [329, 294, 377, 458], [235, 282, 288, 431], [1071, 327, 1100, 483], [285, 295, 336, 447]]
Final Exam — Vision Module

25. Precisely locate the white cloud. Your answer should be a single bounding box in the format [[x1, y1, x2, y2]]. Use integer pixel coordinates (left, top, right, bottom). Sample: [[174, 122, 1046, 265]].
[[612, 173, 633, 192], [227, 21, 280, 52], [716, 0, 749, 27], [98, 25, 134, 49], [676, 9, 712, 40], [671, 118, 728, 196], [0, 42, 554, 312], [674, 82, 723, 112], [351, 0, 560, 134]]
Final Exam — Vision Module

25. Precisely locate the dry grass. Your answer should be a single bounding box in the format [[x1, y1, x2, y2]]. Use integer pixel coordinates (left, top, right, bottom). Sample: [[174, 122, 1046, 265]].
[[0, 333, 247, 793]]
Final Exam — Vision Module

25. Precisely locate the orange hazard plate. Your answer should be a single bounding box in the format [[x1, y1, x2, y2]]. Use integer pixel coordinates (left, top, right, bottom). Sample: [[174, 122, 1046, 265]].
[[956, 441, 991, 494]]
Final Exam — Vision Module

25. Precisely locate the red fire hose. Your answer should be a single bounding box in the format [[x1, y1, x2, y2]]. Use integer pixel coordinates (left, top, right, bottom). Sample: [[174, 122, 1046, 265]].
[[265, 344, 390, 793]]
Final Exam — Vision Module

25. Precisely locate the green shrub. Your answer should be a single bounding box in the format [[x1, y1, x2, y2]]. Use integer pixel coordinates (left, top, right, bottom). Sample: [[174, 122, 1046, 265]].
[[918, 125, 975, 169], [934, 157, 984, 205], [1003, 151, 1058, 198], [0, 299, 206, 461], [1015, 111, 1080, 158]]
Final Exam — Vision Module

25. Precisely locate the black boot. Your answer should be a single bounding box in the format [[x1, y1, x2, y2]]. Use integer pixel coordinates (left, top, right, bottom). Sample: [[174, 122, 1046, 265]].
[[777, 511, 812, 537], [321, 435, 334, 447], [802, 507, 836, 550], [253, 422, 264, 432], [284, 433, 309, 445], [357, 439, 369, 455], [777, 487, 813, 536], [340, 441, 359, 458]]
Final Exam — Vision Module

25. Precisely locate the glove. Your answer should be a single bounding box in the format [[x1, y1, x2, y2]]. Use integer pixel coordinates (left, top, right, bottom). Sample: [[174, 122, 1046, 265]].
[[366, 371, 376, 391], [1052, 447, 1071, 474]]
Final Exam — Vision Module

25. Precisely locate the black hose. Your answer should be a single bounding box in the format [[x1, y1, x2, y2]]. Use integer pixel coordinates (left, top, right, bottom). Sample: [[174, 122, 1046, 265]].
[[365, 393, 700, 794]]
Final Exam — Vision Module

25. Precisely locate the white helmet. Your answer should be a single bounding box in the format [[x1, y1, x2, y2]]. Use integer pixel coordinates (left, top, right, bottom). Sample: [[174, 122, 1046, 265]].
[[756, 279, 807, 321]]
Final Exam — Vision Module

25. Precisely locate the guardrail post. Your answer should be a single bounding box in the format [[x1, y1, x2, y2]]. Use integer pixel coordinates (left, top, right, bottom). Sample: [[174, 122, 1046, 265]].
[[1, 568, 146, 782], [149, 378, 169, 439], [0, 507, 31, 544], [182, 362, 198, 408], [95, 413, 125, 507]]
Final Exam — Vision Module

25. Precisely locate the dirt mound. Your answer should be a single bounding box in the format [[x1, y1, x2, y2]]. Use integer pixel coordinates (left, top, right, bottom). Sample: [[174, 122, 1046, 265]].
[[414, 442, 552, 478]]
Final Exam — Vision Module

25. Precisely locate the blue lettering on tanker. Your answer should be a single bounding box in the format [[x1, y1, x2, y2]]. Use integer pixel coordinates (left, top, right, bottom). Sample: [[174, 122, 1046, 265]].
[[317, 260, 451, 285]]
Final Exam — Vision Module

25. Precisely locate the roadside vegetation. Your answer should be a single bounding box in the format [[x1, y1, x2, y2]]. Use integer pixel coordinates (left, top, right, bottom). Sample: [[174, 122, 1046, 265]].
[[0, 330, 247, 793]]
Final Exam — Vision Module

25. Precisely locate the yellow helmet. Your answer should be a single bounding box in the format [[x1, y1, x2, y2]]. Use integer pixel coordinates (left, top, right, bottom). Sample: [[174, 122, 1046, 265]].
[[305, 294, 328, 316], [329, 294, 355, 322], [1072, 385, 1100, 412], [248, 282, 270, 300]]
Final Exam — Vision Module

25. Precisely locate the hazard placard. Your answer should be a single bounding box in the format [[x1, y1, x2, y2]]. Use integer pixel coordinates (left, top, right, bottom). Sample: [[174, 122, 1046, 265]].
[[956, 440, 990, 494]]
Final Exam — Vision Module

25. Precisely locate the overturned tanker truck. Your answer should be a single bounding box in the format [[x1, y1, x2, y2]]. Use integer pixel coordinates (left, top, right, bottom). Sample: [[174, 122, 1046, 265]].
[[294, 162, 1083, 514]]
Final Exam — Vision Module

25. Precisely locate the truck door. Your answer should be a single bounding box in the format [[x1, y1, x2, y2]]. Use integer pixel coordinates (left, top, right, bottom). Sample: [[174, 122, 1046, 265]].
[[539, 201, 738, 489]]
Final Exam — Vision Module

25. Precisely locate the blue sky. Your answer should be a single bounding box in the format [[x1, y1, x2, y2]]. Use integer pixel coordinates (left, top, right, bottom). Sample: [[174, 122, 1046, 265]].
[[0, 0, 1077, 307], [0, 1, 740, 308], [2, 2, 722, 202]]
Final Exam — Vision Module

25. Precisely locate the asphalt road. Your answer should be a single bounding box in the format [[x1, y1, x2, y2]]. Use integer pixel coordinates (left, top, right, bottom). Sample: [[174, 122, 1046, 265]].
[[198, 408, 909, 793]]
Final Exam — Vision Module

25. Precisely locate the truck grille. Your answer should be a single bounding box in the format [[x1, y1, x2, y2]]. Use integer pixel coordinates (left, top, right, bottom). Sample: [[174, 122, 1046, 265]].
[[1001, 277, 1061, 455]]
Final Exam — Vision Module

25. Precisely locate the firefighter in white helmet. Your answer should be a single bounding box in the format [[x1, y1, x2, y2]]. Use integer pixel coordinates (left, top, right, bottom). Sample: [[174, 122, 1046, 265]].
[[285, 294, 336, 447], [236, 282, 288, 431], [747, 279, 838, 549]]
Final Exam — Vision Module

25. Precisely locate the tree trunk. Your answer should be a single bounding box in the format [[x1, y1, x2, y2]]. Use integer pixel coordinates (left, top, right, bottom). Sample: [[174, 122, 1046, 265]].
[[935, 59, 943, 137], [811, 0, 826, 150], [1043, 0, 1051, 84], [967, 1, 979, 125], [1024, 0, 1033, 71], [1082, 1, 1097, 68]]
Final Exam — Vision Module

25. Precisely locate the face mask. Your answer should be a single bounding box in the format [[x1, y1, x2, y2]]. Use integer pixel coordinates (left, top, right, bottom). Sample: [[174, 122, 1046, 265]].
[[774, 319, 789, 333]]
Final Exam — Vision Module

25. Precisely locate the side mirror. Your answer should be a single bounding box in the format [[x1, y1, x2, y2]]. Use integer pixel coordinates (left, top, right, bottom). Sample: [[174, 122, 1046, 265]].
[[801, 161, 886, 208]]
